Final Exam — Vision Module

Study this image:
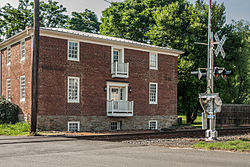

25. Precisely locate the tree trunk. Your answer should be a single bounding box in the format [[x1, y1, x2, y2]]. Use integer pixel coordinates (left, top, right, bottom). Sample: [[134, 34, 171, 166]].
[[186, 109, 198, 124]]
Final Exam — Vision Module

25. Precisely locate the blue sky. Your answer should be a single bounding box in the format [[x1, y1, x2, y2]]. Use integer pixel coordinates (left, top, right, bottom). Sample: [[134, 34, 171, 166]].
[[0, 0, 249, 23]]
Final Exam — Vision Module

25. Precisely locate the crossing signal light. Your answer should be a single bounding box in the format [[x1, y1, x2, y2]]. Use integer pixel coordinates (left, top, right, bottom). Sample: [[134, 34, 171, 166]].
[[222, 70, 232, 80], [214, 67, 223, 80], [191, 70, 206, 80]]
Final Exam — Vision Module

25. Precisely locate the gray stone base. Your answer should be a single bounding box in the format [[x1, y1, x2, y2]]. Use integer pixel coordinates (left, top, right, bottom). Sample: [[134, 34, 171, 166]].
[[37, 115, 178, 131]]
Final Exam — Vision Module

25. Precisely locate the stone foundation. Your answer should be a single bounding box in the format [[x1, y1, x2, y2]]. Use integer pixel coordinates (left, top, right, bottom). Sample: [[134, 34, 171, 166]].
[[37, 115, 178, 131]]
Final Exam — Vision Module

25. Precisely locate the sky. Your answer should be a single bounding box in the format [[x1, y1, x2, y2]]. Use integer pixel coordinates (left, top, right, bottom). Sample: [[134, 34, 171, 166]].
[[0, 0, 249, 23]]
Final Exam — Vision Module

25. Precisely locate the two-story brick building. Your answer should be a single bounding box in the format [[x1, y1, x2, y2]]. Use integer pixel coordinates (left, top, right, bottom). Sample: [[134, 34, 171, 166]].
[[0, 27, 183, 131]]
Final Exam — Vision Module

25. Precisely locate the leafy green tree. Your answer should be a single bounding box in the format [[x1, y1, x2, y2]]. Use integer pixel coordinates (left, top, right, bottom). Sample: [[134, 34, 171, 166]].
[[0, 0, 68, 40], [100, 0, 183, 43], [67, 9, 100, 33]]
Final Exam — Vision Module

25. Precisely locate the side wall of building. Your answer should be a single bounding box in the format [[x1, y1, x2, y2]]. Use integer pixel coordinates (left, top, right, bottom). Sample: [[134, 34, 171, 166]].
[[1, 38, 32, 121], [37, 36, 178, 131]]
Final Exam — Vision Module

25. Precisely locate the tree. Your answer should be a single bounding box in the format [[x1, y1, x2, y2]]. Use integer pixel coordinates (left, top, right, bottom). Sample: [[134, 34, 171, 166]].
[[67, 9, 100, 33], [0, 0, 68, 41], [100, 0, 183, 43]]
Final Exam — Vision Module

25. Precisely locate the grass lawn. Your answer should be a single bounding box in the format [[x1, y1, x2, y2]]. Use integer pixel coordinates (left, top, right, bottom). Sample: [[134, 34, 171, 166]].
[[178, 115, 202, 128], [193, 139, 250, 152], [0, 123, 30, 136]]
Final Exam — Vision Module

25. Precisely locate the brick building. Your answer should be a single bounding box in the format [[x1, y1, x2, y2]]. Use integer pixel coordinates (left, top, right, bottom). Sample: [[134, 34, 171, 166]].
[[0, 28, 183, 131]]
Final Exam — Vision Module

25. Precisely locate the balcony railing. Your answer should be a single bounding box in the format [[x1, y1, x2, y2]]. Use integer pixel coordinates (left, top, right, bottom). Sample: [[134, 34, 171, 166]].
[[107, 100, 133, 117], [111, 62, 129, 78]]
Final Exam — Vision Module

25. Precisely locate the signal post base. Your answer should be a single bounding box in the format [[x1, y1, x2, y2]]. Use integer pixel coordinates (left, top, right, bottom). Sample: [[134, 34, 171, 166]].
[[205, 129, 217, 141]]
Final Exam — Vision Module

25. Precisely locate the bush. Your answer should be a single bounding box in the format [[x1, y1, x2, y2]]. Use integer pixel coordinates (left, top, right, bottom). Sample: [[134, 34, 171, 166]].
[[0, 96, 19, 124]]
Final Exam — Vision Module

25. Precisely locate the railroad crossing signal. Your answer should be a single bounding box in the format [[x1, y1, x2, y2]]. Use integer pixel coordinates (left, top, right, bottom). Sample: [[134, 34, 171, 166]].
[[214, 33, 226, 58]]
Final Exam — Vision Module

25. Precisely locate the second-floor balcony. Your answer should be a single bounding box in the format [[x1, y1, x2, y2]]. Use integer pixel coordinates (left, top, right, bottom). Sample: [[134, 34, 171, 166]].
[[107, 100, 133, 117], [111, 62, 129, 78]]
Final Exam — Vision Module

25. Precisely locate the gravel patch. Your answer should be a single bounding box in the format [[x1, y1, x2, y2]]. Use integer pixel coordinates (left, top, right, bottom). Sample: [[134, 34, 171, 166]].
[[122, 133, 250, 148]]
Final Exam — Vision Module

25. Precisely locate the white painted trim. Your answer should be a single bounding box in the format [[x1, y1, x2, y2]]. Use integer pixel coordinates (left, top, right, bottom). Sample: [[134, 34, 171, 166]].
[[67, 40, 80, 61], [149, 120, 158, 130], [149, 52, 158, 70], [67, 121, 80, 131], [20, 76, 25, 102], [67, 76, 80, 103], [39, 32, 181, 57], [106, 81, 129, 101], [6, 46, 11, 65], [20, 39, 25, 61], [149, 82, 158, 104], [6, 79, 11, 101]]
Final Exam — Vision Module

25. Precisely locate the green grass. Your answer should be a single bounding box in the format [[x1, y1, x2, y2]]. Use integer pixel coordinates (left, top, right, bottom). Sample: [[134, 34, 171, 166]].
[[178, 115, 202, 128], [0, 123, 30, 136], [193, 139, 250, 152]]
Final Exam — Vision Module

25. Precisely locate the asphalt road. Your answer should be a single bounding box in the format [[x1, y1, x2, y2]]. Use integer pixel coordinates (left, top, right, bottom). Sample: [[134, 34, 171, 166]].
[[0, 136, 249, 167]]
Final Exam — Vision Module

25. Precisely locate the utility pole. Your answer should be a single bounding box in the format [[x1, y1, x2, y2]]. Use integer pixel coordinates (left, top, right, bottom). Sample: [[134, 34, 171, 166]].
[[191, 0, 231, 140], [30, 0, 39, 134]]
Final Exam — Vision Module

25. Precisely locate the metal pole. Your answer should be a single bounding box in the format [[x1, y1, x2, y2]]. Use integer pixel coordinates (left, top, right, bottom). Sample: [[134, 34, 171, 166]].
[[30, 0, 39, 134]]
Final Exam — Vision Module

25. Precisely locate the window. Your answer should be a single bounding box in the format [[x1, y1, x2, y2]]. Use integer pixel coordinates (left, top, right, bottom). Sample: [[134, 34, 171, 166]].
[[149, 53, 158, 70], [149, 120, 158, 130], [149, 83, 158, 104], [68, 121, 80, 132], [7, 46, 11, 65], [68, 41, 79, 61], [67, 76, 80, 103], [20, 40, 25, 61], [6, 79, 11, 101], [110, 121, 121, 130], [20, 76, 25, 101], [111, 47, 124, 63]]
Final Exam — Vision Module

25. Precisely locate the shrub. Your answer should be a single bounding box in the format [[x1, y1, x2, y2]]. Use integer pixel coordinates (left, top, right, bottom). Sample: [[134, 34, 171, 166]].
[[0, 96, 19, 124]]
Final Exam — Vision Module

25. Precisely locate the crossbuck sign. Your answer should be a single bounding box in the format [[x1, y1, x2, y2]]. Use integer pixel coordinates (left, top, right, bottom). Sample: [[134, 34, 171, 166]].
[[214, 33, 226, 58]]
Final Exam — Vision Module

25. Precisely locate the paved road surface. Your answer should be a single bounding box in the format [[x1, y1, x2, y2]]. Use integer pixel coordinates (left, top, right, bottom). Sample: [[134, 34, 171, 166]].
[[0, 136, 249, 167]]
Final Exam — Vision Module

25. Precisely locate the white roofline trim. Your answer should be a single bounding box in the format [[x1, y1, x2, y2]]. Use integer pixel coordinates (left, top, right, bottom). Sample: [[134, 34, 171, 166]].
[[0, 27, 184, 56]]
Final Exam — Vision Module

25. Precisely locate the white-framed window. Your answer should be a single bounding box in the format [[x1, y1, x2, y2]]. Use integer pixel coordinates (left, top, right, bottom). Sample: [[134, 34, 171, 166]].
[[20, 40, 25, 61], [111, 47, 124, 64], [6, 79, 11, 101], [68, 41, 80, 61], [68, 121, 80, 132], [149, 52, 158, 70], [20, 76, 25, 101], [110, 121, 121, 131], [7, 46, 11, 65], [149, 82, 158, 104], [149, 120, 158, 130], [67, 76, 80, 103]]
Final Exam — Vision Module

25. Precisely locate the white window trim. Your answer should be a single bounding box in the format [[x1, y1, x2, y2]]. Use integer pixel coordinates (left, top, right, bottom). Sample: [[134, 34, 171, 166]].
[[20, 76, 25, 102], [149, 52, 158, 70], [67, 76, 80, 103], [68, 121, 80, 131], [149, 120, 158, 130], [20, 39, 25, 61], [111, 46, 124, 63], [149, 82, 158, 104], [67, 40, 80, 61], [6, 79, 11, 101], [106, 81, 128, 101], [7, 46, 11, 65]]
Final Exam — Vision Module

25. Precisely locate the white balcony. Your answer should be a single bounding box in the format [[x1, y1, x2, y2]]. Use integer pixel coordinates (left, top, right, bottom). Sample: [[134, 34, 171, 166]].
[[107, 100, 133, 117], [111, 62, 129, 78]]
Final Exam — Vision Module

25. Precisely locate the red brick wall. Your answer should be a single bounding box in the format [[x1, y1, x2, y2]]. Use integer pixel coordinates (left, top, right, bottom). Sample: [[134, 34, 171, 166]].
[[38, 36, 178, 117], [1, 38, 32, 119]]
